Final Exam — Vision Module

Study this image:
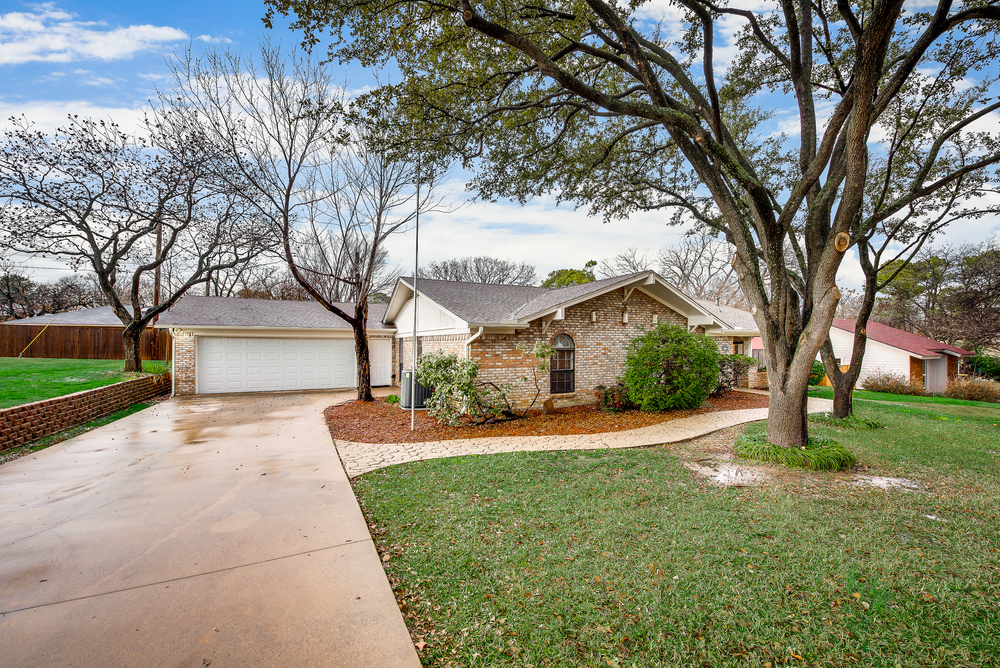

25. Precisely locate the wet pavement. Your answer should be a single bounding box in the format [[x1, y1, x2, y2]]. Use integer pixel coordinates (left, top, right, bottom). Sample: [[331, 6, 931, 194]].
[[0, 391, 419, 668]]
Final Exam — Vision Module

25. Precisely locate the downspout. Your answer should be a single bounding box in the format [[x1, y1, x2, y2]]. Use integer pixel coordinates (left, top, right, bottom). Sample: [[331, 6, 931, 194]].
[[465, 327, 484, 359]]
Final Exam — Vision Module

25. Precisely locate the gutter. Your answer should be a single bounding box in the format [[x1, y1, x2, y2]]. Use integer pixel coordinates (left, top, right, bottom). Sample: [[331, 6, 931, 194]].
[[464, 327, 484, 359]]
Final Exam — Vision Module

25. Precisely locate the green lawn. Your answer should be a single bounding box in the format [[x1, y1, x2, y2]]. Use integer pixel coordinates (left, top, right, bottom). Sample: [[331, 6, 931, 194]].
[[354, 396, 1000, 667], [808, 385, 1000, 409], [0, 357, 168, 408]]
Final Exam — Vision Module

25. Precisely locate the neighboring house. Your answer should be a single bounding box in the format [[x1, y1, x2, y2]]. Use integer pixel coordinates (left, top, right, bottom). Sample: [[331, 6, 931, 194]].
[[157, 297, 395, 396], [0, 306, 168, 360], [381, 271, 761, 408], [826, 320, 972, 393]]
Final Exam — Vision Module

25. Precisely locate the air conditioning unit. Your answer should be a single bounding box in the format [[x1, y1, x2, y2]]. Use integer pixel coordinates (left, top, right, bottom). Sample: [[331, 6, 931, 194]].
[[400, 370, 432, 409]]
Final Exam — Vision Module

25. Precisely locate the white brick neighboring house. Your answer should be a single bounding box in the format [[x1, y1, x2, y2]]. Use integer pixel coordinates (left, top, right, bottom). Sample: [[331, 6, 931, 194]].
[[383, 271, 761, 408], [157, 297, 395, 396]]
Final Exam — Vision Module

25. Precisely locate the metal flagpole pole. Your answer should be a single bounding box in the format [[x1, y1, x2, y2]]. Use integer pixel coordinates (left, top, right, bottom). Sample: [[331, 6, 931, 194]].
[[410, 149, 420, 431]]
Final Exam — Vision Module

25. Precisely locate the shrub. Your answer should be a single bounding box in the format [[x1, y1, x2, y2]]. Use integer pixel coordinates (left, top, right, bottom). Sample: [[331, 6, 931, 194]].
[[385, 394, 401, 405], [809, 360, 827, 386], [970, 354, 1000, 382], [416, 351, 514, 426], [594, 383, 636, 412], [622, 325, 721, 411], [943, 377, 1000, 403], [860, 370, 925, 396], [734, 427, 857, 471], [713, 354, 758, 396]]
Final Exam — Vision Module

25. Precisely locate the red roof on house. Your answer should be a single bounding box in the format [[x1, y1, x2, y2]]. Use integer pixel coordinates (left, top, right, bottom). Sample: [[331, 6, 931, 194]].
[[832, 320, 972, 358]]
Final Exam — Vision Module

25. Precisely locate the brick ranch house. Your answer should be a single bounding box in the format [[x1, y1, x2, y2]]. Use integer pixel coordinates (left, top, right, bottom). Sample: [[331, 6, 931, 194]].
[[157, 271, 763, 401], [381, 271, 762, 408]]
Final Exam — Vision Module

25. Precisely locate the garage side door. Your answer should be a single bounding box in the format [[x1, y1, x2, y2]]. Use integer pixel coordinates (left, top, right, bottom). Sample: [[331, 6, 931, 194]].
[[370, 339, 392, 387], [197, 337, 356, 394]]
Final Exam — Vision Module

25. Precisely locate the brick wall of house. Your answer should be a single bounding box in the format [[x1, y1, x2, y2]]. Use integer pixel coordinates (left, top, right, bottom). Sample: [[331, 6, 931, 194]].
[[0, 374, 171, 451], [471, 289, 689, 409], [396, 334, 468, 384], [172, 329, 197, 395]]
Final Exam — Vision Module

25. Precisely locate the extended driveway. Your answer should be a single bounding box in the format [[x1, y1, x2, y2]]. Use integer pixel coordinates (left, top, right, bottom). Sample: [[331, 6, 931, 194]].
[[0, 392, 419, 668]]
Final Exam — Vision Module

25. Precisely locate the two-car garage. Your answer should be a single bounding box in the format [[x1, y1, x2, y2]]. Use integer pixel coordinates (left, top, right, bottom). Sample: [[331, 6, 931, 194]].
[[158, 296, 396, 396], [196, 336, 393, 394]]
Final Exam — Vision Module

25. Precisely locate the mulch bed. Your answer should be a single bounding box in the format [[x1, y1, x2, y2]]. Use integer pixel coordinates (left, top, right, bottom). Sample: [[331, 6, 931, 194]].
[[324, 391, 768, 443]]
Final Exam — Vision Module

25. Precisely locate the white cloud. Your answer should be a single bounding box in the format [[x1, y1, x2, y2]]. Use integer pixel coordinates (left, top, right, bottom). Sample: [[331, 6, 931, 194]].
[[196, 34, 233, 44], [382, 189, 696, 280], [0, 3, 187, 65], [0, 99, 148, 134]]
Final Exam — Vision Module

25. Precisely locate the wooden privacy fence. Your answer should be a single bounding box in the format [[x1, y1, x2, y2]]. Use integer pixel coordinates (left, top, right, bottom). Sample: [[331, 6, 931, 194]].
[[0, 324, 170, 360]]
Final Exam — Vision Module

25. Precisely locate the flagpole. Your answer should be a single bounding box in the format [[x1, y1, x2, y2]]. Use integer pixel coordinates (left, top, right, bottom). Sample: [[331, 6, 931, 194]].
[[410, 149, 420, 431]]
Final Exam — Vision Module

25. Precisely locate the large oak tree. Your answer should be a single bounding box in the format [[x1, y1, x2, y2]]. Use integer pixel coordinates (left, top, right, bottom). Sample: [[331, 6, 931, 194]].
[[267, 0, 1000, 445]]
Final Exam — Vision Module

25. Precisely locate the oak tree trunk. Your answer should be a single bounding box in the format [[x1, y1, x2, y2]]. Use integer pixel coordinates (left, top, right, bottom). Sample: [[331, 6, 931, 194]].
[[123, 325, 143, 373], [833, 380, 854, 418], [766, 383, 809, 447]]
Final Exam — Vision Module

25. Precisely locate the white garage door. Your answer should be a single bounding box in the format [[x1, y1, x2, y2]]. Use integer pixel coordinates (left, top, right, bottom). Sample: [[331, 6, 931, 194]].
[[197, 337, 355, 394]]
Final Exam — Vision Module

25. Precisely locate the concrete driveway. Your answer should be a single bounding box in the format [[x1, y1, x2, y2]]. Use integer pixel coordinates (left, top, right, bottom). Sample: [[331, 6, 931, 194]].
[[0, 392, 420, 668]]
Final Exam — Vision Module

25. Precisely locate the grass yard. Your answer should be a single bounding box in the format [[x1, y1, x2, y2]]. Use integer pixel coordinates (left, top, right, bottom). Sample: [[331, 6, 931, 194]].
[[808, 385, 999, 409], [0, 357, 168, 408], [354, 395, 1000, 667]]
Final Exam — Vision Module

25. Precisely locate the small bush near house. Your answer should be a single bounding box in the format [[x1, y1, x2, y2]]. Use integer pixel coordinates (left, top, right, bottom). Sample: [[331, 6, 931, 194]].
[[593, 382, 635, 412], [861, 370, 925, 396], [810, 360, 827, 386], [416, 351, 514, 426], [713, 354, 757, 396], [970, 353, 1000, 382], [623, 325, 721, 411], [734, 426, 857, 471], [385, 394, 401, 405], [944, 377, 1000, 403]]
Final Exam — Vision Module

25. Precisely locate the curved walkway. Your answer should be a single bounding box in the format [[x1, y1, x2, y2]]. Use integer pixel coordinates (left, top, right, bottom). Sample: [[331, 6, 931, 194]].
[[336, 396, 835, 477]]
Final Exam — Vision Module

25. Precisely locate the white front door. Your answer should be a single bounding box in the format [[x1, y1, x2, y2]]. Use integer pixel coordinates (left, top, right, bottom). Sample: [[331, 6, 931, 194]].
[[196, 337, 356, 394], [370, 338, 392, 387]]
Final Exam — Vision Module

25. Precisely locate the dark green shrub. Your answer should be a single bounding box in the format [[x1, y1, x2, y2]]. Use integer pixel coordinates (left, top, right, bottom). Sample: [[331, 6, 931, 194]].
[[594, 383, 635, 412], [734, 427, 857, 471], [622, 325, 721, 411], [970, 354, 1000, 382], [810, 360, 827, 386], [714, 354, 757, 396]]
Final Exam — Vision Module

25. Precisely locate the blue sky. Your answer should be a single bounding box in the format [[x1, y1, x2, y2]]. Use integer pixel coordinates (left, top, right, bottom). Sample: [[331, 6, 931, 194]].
[[2, 1, 998, 288]]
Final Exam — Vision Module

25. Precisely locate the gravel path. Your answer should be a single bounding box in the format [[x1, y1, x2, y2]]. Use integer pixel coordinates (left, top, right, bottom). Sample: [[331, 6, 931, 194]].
[[335, 397, 835, 476]]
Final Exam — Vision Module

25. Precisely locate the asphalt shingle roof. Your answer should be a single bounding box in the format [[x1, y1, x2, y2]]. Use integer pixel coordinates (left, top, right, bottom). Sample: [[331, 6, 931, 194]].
[[4, 306, 131, 326], [694, 299, 758, 331], [832, 320, 972, 358], [157, 296, 389, 330], [399, 278, 550, 323]]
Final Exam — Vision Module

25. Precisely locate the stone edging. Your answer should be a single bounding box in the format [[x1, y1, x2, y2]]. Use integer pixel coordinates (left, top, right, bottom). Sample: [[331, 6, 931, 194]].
[[0, 373, 171, 451]]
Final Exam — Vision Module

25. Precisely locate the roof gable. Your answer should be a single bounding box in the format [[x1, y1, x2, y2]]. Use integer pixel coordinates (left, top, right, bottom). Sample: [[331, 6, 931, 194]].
[[832, 320, 972, 357]]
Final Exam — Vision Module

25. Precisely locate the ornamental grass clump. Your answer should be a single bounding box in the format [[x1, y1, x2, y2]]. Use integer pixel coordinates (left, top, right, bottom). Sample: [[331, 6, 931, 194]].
[[623, 325, 721, 411], [944, 377, 1000, 403], [861, 370, 925, 396], [735, 427, 856, 471], [810, 411, 887, 431]]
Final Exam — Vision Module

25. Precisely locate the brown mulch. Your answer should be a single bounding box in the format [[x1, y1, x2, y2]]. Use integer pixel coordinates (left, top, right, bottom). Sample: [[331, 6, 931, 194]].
[[324, 391, 769, 443]]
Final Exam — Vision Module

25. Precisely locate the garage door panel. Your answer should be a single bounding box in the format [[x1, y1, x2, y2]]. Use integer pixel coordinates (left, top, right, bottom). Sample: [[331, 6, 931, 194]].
[[197, 337, 357, 394]]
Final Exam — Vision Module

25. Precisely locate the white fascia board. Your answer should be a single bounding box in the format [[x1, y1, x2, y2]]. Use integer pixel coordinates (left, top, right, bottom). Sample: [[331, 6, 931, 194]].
[[382, 278, 414, 325], [169, 325, 396, 339]]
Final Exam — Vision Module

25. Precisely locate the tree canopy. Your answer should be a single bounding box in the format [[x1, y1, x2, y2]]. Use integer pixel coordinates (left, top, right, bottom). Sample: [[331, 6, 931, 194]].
[[265, 0, 1000, 445]]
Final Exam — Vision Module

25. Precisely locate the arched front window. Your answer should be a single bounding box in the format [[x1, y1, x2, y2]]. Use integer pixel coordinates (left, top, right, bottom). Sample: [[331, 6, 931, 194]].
[[550, 334, 575, 394]]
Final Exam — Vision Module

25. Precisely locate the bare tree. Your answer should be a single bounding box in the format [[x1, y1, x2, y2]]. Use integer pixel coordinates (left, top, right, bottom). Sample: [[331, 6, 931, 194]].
[[421, 255, 535, 285], [657, 235, 743, 307], [160, 42, 438, 400], [597, 247, 652, 279], [0, 116, 271, 370]]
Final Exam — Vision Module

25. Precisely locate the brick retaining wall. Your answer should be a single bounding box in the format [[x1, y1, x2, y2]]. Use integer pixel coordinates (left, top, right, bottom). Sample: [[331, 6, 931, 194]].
[[0, 373, 171, 451]]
